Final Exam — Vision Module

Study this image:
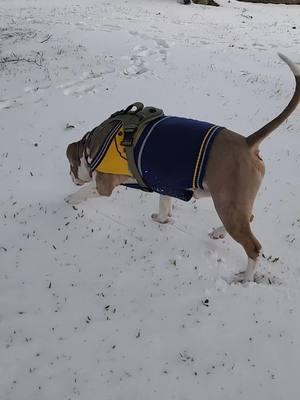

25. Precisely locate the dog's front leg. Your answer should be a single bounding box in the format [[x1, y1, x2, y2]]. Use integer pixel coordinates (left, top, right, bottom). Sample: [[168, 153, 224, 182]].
[[64, 182, 100, 205], [151, 195, 172, 224]]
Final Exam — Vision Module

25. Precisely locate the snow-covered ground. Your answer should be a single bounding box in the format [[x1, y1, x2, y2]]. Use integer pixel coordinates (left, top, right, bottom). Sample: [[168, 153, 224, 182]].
[[1, 0, 300, 399]]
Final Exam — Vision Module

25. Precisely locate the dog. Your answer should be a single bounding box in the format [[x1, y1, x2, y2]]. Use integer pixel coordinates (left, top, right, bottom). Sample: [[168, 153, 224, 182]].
[[65, 54, 300, 283]]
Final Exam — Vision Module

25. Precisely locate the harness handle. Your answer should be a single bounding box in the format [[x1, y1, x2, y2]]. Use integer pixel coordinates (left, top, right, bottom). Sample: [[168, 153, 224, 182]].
[[124, 102, 144, 114], [110, 102, 144, 118]]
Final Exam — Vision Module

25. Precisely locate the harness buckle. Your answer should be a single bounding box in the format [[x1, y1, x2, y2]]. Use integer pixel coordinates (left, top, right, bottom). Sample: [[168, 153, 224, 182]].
[[121, 128, 135, 147]]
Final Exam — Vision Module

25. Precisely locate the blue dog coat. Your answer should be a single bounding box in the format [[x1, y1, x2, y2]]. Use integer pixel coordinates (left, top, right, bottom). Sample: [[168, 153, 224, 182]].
[[133, 116, 224, 201]]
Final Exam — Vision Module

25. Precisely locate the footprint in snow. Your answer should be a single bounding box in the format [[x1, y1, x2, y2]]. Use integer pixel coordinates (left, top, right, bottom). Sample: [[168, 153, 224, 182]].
[[57, 68, 115, 97], [123, 33, 169, 76]]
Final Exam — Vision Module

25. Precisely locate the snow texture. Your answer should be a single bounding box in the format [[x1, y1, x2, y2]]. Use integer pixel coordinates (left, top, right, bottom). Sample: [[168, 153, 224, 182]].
[[1, 0, 300, 399]]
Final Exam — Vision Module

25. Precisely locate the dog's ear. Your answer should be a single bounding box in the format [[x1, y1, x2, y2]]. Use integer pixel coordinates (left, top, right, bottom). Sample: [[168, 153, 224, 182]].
[[95, 172, 128, 196], [66, 140, 85, 163], [66, 142, 77, 163]]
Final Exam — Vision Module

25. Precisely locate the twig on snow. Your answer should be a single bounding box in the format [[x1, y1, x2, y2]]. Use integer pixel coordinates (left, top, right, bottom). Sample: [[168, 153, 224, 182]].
[[0, 51, 44, 67], [40, 34, 52, 43]]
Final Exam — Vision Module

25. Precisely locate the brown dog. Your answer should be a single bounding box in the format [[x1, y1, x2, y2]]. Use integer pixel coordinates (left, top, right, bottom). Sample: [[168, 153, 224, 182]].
[[66, 54, 300, 282]]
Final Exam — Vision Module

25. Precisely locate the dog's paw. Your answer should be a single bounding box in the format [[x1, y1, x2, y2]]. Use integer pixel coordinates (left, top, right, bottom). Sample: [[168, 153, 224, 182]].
[[151, 213, 173, 224], [209, 226, 227, 240], [64, 194, 83, 205]]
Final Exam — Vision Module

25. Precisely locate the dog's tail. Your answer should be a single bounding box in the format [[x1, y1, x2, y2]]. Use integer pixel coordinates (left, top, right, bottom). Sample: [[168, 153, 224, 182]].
[[246, 53, 300, 149]]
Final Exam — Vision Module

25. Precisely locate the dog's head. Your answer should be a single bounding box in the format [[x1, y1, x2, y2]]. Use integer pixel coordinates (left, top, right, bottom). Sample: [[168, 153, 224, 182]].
[[66, 137, 92, 186]]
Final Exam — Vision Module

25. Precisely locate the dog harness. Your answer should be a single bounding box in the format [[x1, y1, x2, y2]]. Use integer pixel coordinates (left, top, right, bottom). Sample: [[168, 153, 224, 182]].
[[95, 127, 132, 176], [85, 103, 224, 201]]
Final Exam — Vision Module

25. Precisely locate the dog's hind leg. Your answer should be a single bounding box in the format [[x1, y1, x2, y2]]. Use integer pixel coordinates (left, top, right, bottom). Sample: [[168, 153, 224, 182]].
[[227, 222, 261, 282], [212, 199, 262, 282], [209, 214, 254, 240], [232, 226, 262, 282], [151, 195, 172, 224]]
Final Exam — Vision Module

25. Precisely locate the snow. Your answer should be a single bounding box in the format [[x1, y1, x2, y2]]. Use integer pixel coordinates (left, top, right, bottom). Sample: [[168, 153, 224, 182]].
[[1, 0, 300, 399]]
